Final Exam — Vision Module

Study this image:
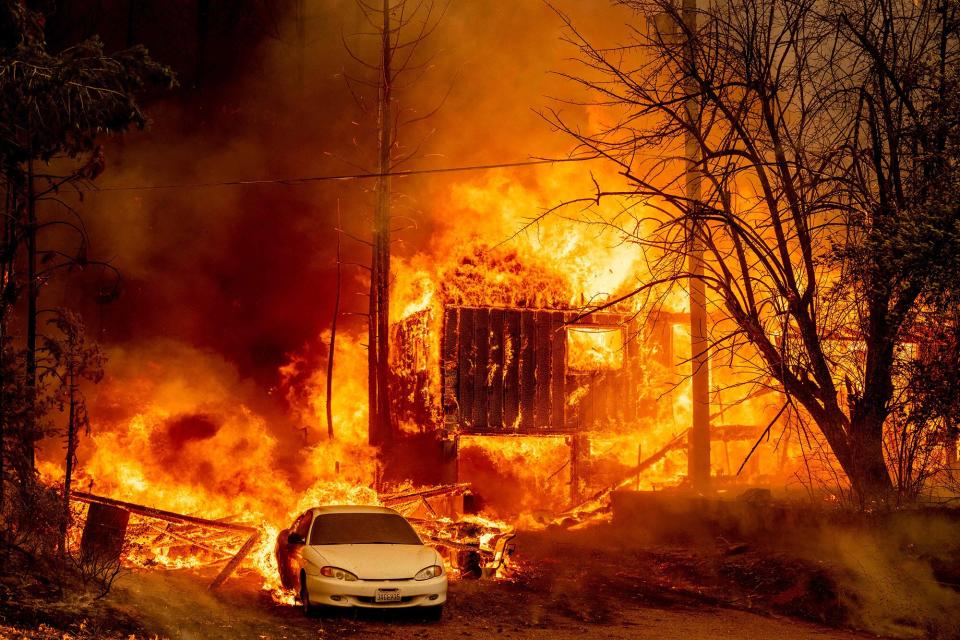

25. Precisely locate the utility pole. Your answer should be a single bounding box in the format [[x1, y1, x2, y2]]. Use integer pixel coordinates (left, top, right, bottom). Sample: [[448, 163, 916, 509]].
[[683, 0, 711, 492]]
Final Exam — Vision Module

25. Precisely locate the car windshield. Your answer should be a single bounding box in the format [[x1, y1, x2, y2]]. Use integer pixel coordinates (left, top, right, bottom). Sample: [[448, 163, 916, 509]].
[[308, 512, 423, 545]]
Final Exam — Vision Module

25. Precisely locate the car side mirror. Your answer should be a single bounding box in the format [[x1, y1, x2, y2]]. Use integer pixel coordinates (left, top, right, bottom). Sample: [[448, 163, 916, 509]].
[[287, 532, 306, 546]]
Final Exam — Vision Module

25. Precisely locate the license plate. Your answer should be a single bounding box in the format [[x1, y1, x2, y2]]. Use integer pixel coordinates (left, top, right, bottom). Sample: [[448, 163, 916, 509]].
[[375, 589, 401, 603]]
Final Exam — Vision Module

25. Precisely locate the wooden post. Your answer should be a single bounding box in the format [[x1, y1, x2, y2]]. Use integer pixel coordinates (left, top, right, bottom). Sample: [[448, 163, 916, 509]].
[[440, 434, 459, 486], [570, 434, 589, 504]]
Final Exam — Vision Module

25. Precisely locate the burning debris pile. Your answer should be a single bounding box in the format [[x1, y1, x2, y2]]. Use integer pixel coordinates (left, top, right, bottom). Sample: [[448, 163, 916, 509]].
[[382, 484, 517, 579], [67, 482, 517, 600], [71, 491, 261, 588]]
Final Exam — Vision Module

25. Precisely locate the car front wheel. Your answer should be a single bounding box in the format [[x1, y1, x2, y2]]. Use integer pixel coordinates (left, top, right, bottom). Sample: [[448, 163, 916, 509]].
[[300, 574, 317, 618]]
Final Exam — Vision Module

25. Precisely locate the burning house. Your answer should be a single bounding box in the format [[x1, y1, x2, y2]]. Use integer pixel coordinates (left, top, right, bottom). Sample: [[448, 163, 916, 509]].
[[388, 280, 787, 516], [391, 304, 677, 497]]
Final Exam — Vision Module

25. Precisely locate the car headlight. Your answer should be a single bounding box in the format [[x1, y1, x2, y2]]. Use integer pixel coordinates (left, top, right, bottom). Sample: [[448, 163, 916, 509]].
[[414, 565, 443, 581], [320, 566, 358, 581]]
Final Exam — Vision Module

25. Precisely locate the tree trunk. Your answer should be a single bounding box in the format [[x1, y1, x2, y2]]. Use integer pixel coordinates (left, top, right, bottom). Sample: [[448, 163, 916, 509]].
[[368, 254, 379, 446], [369, 0, 394, 450], [0, 180, 11, 514], [61, 364, 77, 554], [683, 0, 711, 492], [24, 156, 37, 478], [848, 414, 894, 504], [846, 289, 897, 503], [326, 207, 341, 441]]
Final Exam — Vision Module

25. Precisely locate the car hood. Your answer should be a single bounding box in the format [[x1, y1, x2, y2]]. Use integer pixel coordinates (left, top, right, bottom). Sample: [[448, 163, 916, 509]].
[[306, 544, 439, 580]]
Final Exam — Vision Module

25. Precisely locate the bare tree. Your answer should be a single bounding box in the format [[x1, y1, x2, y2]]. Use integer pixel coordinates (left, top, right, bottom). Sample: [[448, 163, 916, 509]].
[[340, 0, 448, 451], [545, 0, 960, 503]]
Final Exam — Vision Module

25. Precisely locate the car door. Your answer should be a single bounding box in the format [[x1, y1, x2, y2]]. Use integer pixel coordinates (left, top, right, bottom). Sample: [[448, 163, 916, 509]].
[[290, 512, 314, 589], [277, 511, 312, 589]]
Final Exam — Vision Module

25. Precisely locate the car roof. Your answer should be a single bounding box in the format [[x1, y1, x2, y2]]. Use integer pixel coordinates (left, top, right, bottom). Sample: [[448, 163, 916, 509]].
[[306, 505, 402, 517]]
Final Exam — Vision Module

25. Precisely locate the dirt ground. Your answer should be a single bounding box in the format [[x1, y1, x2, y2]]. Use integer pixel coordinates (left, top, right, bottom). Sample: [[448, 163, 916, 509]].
[[7, 496, 960, 639], [96, 569, 870, 640], [1, 523, 886, 640]]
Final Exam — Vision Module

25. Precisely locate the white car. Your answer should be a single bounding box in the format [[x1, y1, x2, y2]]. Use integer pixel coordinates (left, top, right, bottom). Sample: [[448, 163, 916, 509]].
[[275, 505, 447, 619]]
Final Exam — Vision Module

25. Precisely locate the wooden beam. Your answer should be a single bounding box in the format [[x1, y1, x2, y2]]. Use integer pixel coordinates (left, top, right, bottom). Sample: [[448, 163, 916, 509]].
[[208, 531, 261, 590], [72, 491, 257, 533]]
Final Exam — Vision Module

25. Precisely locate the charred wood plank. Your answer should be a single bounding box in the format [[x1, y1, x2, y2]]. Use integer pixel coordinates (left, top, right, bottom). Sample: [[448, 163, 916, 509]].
[[488, 308, 505, 429], [534, 311, 553, 430], [564, 312, 581, 430], [458, 308, 476, 429], [72, 491, 257, 533], [519, 310, 537, 432], [143, 522, 230, 556], [442, 307, 460, 427], [503, 310, 521, 430], [474, 308, 490, 429], [551, 312, 566, 431], [380, 483, 472, 504]]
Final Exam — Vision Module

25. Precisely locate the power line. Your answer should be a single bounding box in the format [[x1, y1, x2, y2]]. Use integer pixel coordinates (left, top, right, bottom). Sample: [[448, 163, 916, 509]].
[[92, 157, 600, 193]]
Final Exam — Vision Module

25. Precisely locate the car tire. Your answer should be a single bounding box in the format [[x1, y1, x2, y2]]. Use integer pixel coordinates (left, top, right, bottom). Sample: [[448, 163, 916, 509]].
[[300, 575, 317, 618], [423, 605, 443, 622]]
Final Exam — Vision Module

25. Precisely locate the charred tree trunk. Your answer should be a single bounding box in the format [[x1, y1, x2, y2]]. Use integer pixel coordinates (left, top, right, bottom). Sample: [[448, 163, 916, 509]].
[[0, 181, 13, 514], [24, 156, 37, 478], [848, 294, 898, 502], [60, 362, 78, 553], [369, 0, 394, 450], [326, 207, 341, 441], [368, 257, 379, 446]]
